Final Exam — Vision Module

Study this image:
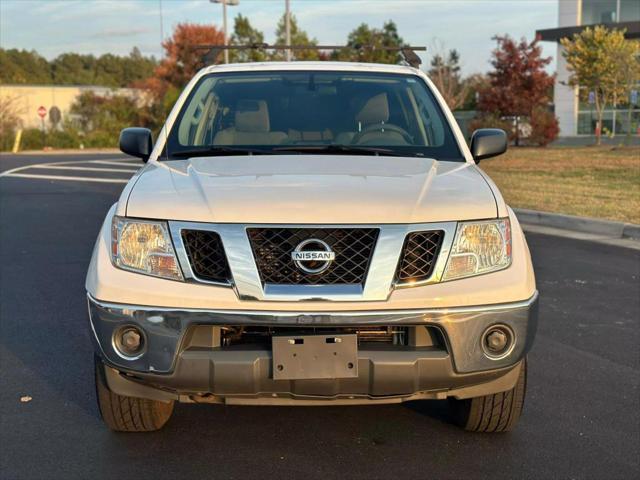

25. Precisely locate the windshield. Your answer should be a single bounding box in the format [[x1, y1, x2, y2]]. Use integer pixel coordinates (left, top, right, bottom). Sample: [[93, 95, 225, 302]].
[[165, 71, 463, 160]]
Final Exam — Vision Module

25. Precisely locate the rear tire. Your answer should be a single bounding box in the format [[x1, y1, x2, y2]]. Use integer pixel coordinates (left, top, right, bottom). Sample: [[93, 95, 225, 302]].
[[94, 355, 174, 432], [449, 358, 527, 433]]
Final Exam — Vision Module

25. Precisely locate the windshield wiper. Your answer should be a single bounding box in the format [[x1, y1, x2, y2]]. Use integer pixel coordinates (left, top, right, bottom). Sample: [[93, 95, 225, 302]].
[[272, 145, 413, 157], [170, 144, 420, 159], [169, 146, 275, 158]]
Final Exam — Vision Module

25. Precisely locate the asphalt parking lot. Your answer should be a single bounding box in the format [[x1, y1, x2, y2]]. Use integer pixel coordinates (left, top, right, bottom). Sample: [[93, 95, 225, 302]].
[[1, 153, 638, 479]]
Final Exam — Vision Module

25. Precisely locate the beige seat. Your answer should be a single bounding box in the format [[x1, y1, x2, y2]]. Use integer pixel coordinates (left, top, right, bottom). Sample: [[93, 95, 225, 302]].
[[336, 93, 408, 145], [214, 100, 287, 145], [287, 129, 334, 142]]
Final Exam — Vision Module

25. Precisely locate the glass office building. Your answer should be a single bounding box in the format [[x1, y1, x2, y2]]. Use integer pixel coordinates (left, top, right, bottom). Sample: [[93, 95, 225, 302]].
[[537, 0, 639, 137]]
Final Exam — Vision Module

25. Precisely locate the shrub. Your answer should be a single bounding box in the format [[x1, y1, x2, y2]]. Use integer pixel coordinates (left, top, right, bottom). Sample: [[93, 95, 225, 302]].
[[0, 129, 17, 152], [528, 108, 559, 146], [18, 126, 81, 150], [468, 113, 515, 142], [69, 91, 150, 148], [83, 130, 118, 148], [48, 128, 82, 148], [0, 95, 22, 151], [20, 128, 46, 150]]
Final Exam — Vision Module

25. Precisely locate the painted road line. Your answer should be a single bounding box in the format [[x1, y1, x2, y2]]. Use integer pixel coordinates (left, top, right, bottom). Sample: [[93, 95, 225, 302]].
[[0, 158, 141, 184], [5, 173, 129, 184], [92, 160, 143, 167], [35, 165, 140, 173]]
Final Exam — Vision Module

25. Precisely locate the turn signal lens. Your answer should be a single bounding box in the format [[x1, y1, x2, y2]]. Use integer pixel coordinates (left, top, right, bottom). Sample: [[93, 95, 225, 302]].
[[443, 218, 511, 281], [111, 216, 183, 280]]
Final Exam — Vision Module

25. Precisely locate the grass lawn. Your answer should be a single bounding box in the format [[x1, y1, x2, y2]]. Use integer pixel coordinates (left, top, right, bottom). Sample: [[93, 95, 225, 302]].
[[480, 146, 640, 224]]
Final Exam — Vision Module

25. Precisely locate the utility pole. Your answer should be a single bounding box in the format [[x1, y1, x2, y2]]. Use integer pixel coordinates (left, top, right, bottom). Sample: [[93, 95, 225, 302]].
[[211, 0, 239, 64], [158, 0, 164, 52], [285, 0, 292, 61]]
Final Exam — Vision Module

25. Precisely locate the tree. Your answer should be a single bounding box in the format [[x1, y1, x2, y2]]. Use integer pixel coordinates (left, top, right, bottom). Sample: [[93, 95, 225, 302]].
[[69, 91, 146, 147], [428, 48, 467, 110], [229, 14, 267, 63], [0, 49, 51, 84], [0, 94, 25, 151], [460, 73, 489, 110], [120, 48, 157, 87], [273, 14, 320, 61], [51, 53, 98, 85], [478, 35, 555, 145], [0, 48, 156, 88], [561, 26, 633, 145], [136, 22, 225, 123], [153, 23, 225, 94], [333, 21, 404, 64], [134, 23, 225, 129], [606, 36, 639, 144]]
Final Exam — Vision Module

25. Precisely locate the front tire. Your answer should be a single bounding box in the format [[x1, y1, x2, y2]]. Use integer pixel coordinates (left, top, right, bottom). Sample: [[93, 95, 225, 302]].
[[449, 358, 527, 433], [94, 355, 174, 432]]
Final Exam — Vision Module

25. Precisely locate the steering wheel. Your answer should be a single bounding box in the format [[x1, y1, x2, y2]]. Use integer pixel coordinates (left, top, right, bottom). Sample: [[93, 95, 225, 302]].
[[351, 123, 413, 145]]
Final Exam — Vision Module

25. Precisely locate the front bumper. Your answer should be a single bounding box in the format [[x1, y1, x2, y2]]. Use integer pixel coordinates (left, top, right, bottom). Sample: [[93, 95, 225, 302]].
[[89, 292, 538, 402]]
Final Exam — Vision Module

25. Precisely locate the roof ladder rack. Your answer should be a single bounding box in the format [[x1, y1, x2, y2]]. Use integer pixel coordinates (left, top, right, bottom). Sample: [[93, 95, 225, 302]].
[[195, 44, 427, 68]]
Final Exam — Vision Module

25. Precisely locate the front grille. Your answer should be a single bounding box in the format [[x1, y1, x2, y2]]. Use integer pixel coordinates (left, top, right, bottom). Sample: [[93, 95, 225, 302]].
[[181, 230, 231, 283], [247, 228, 379, 285], [395, 230, 444, 284]]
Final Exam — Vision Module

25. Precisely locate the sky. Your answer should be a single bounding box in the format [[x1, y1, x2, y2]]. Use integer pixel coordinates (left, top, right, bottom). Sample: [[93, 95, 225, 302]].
[[0, 0, 560, 75]]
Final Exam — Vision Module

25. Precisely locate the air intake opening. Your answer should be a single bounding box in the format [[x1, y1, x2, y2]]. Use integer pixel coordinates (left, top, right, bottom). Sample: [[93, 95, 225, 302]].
[[181, 230, 232, 283], [395, 230, 444, 284]]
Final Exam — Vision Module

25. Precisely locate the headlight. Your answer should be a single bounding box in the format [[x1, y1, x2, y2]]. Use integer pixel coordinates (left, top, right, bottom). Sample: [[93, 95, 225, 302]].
[[443, 218, 511, 281], [111, 216, 183, 280]]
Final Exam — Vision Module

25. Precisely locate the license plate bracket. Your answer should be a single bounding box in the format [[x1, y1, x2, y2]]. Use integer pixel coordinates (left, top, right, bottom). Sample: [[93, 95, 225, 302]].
[[272, 334, 358, 380]]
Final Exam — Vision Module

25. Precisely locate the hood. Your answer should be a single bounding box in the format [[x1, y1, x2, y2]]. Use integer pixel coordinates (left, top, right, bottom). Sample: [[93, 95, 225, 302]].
[[125, 155, 498, 224]]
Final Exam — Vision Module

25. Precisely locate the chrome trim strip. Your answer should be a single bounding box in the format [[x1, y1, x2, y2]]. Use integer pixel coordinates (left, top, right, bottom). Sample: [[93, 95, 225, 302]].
[[168, 221, 458, 302], [88, 290, 538, 318], [263, 283, 364, 300]]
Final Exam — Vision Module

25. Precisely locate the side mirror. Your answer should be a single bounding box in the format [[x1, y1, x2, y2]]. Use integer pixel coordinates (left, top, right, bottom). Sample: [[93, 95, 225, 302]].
[[469, 129, 507, 163], [119, 127, 153, 162]]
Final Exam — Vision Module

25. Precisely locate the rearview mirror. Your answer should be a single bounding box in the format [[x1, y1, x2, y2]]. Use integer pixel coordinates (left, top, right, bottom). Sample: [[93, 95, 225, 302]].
[[469, 129, 507, 163], [119, 127, 153, 162]]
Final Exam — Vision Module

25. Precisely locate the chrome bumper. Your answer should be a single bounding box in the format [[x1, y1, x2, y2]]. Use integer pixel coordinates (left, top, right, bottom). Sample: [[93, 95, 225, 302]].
[[88, 292, 538, 378]]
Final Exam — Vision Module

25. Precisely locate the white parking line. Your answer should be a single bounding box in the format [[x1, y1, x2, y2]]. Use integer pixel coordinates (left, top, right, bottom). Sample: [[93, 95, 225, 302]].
[[6, 173, 129, 184], [33, 165, 140, 173], [92, 160, 143, 167], [0, 158, 140, 184]]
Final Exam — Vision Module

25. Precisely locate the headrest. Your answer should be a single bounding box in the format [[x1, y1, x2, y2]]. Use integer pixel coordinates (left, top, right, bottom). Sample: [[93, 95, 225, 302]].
[[355, 93, 390, 125], [235, 100, 270, 132]]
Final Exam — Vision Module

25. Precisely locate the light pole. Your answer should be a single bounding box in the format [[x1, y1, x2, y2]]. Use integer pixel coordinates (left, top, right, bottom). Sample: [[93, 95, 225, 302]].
[[285, 0, 291, 61], [210, 0, 239, 64]]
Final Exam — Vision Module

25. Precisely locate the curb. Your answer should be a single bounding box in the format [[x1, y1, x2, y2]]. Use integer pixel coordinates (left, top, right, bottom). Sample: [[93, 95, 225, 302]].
[[514, 208, 640, 241]]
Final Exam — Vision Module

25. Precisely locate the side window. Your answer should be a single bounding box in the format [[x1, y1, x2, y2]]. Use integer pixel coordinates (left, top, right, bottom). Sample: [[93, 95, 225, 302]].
[[177, 77, 217, 145], [411, 83, 446, 146], [386, 89, 408, 131]]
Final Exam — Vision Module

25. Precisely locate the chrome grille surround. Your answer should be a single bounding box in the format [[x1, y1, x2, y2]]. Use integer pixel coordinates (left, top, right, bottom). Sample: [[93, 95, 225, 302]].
[[169, 222, 457, 301], [247, 227, 379, 286]]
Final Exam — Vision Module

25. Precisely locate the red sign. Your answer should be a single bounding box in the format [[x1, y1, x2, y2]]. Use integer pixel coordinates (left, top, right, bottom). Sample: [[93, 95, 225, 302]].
[[37, 106, 47, 118]]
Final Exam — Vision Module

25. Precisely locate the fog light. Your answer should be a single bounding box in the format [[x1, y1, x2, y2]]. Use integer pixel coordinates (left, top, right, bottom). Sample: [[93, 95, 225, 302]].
[[486, 330, 507, 352], [481, 325, 514, 358], [114, 326, 144, 358]]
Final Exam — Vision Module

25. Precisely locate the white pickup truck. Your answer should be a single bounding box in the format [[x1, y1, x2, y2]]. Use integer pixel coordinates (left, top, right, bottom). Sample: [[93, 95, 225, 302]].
[[86, 61, 538, 433]]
